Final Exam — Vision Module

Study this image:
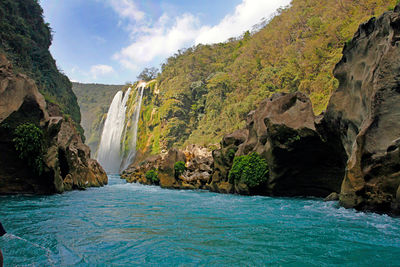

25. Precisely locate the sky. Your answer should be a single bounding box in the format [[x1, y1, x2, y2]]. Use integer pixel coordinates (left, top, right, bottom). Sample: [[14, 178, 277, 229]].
[[40, 0, 291, 84]]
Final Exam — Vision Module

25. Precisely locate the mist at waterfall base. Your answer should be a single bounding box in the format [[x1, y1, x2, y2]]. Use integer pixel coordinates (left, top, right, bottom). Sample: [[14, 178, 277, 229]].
[[1, 175, 399, 265], [97, 82, 146, 173]]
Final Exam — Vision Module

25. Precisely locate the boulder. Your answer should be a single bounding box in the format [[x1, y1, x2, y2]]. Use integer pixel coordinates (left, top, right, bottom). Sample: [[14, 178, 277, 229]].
[[324, 192, 339, 202], [324, 6, 400, 214]]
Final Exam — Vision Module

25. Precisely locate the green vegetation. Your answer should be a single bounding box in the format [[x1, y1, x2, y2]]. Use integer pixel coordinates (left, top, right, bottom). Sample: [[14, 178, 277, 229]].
[[0, 0, 81, 123], [174, 161, 186, 178], [72, 82, 125, 153], [13, 123, 44, 175], [145, 169, 159, 183], [228, 153, 268, 189], [137, 67, 159, 81]]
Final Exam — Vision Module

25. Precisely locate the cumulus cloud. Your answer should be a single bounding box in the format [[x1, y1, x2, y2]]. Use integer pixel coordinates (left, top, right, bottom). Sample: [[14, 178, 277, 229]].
[[90, 64, 115, 78], [112, 0, 290, 69]]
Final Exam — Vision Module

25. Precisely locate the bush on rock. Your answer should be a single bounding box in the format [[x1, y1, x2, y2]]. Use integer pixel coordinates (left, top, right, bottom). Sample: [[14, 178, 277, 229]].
[[228, 152, 268, 189]]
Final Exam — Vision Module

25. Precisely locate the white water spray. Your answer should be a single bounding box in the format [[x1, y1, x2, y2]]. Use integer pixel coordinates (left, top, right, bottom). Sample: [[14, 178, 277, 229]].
[[120, 82, 146, 171], [97, 87, 132, 173]]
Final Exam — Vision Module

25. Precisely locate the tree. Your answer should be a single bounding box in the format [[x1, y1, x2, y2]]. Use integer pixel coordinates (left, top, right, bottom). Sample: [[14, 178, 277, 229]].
[[137, 67, 159, 81]]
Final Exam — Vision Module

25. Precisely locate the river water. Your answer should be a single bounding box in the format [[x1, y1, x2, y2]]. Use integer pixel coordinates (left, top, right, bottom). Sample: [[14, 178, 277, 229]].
[[0, 175, 399, 266]]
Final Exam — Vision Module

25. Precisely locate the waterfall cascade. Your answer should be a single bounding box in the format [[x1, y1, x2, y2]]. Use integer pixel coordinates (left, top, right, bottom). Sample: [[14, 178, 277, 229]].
[[97, 82, 146, 173], [97, 87, 132, 173], [121, 82, 146, 171]]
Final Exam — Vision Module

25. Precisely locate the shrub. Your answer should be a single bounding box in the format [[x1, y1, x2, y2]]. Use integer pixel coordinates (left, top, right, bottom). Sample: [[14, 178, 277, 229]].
[[228, 152, 268, 188], [174, 161, 186, 178], [145, 169, 159, 183], [13, 123, 45, 175]]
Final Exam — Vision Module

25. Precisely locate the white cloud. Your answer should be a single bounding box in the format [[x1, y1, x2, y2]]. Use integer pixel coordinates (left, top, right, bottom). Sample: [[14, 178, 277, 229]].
[[90, 64, 115, 78], [196, 0, 291, 44], [112, 0, 290, 69]]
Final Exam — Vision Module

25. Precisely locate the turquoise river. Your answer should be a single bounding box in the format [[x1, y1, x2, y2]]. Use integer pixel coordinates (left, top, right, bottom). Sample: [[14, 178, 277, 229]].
[[0, 175, 399, 266]]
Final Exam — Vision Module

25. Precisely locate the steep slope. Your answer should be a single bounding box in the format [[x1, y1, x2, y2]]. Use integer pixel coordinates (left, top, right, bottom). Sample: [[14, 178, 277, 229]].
[[72, 83, 124, 153], [0, 0, 81, 126]]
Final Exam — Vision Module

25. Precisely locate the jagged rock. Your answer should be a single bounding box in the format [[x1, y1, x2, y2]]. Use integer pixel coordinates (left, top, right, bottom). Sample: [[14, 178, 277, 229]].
[[0, 54, 107, 194], [325, 6, 400, 214]]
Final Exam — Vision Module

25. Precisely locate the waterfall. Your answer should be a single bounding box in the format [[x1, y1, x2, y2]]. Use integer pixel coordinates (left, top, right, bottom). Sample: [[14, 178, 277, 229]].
[[120, 82, 146, 171], [97, 87, 132, 173]]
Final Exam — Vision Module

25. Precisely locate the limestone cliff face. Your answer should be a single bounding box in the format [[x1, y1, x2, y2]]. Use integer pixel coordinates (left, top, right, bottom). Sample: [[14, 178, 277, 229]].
[[0, 54, 107, 194], [325, 5, 400, 214]]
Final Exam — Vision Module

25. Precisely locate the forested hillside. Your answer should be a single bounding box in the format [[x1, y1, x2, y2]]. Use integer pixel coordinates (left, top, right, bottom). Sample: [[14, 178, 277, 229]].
[[72, 83, 125, 154], [132, 0, 398, 153], [0, 0, 81, 124]]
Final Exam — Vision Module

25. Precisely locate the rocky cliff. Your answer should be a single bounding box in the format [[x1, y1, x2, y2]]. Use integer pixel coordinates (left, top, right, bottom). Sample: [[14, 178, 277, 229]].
[[324, 5, 400, 214], [0, 54, 107, 194]]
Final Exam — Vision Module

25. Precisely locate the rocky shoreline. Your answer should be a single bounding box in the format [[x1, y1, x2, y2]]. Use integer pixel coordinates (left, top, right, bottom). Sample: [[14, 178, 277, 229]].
[[122, 6, 400, 215]]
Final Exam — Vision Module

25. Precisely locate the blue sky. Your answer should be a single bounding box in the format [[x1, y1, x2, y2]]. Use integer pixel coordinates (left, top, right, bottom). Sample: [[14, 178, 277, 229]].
[[40, 0, 291, 84]]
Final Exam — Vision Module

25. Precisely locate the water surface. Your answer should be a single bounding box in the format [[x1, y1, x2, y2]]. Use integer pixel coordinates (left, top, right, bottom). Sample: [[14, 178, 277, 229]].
[[1, 175, 399, 266]]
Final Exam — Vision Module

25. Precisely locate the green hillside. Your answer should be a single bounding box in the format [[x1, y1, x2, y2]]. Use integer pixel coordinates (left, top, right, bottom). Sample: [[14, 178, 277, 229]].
[[72, 83, 125, 154], [131, 0, 397, 154], [0, 0, 81, 124]]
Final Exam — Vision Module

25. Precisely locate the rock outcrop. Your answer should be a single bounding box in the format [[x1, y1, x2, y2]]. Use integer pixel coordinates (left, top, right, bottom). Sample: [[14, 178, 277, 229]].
[[0, 54, 107, 194], [122, 145, 214, 190], [210, 92, 346, 197], [324, 6, 400, 214], [122, 148, 186, 189]]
